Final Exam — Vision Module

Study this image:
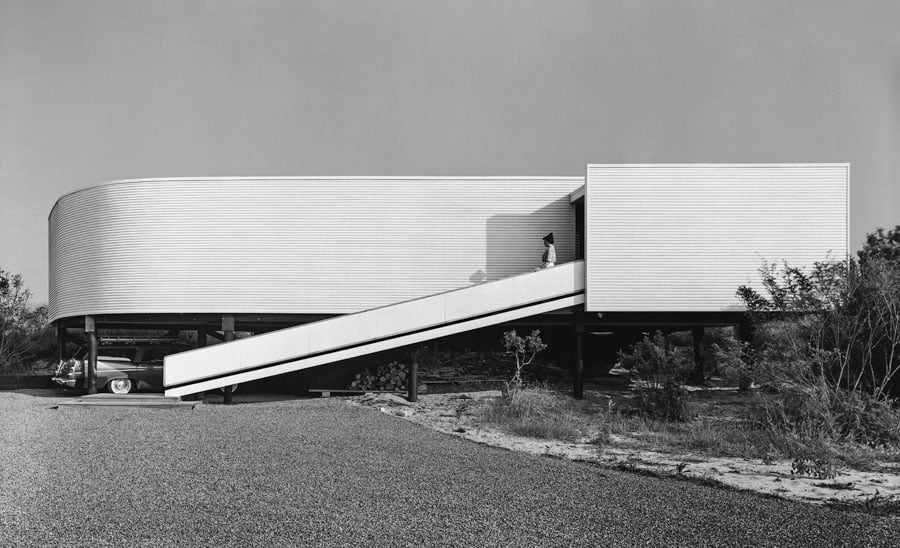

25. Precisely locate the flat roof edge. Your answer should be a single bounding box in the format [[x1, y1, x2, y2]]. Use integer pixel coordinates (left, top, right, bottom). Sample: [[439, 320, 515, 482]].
[[49, 175, 586, 219], [587, 163, 850, 168]]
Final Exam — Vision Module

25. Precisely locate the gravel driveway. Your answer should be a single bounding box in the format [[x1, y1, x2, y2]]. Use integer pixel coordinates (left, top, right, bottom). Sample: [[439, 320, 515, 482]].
[[0, 390, 896, 547]]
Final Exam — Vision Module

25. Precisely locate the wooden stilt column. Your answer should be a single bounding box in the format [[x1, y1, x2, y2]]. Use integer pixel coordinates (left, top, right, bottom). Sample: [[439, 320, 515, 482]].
[[573, 310, 584, 399], [56, 324, 66, 364], [197, 329, 208, 349], [85, 316, 98, 394], [222, 315, 234, 405], [737, 319, 756, 371], [737, 319, 755, 347], [690, 326, 705, 385], [407, 349, 419, 403]]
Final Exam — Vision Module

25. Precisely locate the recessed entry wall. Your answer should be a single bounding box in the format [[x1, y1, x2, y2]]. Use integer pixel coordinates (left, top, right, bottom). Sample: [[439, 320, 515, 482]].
[[585, 164, 849, 312]]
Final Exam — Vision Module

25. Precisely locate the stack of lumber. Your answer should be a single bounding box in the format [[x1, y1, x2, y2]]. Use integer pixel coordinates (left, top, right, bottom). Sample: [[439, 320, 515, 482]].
[[348, 361, 409, 391]]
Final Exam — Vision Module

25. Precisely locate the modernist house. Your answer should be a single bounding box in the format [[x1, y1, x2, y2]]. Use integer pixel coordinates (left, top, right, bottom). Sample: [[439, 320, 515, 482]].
[[48, 164, 849, 398]]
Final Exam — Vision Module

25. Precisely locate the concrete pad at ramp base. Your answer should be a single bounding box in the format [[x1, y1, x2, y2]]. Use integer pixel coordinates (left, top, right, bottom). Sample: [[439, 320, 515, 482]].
[[57, 393, 200, 409]]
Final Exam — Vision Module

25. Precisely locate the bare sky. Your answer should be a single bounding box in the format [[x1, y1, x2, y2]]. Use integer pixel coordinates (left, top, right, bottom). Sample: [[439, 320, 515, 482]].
[[2, 0, 899, 304]]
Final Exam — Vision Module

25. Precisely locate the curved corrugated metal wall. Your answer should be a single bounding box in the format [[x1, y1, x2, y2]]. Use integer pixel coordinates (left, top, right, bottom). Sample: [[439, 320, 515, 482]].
[[49, 177, 582, 322]]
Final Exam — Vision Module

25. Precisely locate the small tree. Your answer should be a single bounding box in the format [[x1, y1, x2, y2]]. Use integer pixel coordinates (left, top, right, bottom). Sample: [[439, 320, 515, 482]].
[[502, 329, 546, 390], [0, 268, 51, 372]]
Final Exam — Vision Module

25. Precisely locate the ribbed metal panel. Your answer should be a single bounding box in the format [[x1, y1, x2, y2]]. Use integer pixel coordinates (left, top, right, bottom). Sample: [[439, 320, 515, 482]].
[[585, 164, 849, 312], [49, 177, 582, 322]]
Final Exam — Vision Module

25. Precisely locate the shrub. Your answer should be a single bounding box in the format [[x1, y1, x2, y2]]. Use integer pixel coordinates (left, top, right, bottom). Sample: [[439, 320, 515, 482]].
[[1, 268, 53, 372], [701, 327, 754, 389], [736, 228, 900, 448], [617, 332, 671, 380], [617, 332, 690, 421], [758, 385, 900, 448], [635, 381, 688, 422], [738, 252, 900, 401]]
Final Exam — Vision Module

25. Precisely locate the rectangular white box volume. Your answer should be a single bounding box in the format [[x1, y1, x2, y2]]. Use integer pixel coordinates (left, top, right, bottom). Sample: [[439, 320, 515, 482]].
[[585, 164, 849, 312]]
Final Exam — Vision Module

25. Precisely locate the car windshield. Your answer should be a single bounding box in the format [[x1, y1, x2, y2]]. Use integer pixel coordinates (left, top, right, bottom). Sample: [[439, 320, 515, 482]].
[[97, 347, 137, 360], [142, 348, 176, 361], [69, 348, 88, 360]]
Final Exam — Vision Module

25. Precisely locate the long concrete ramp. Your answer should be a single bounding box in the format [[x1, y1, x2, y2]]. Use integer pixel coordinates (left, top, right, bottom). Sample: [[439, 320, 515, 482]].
[[164, 261, 585, 397]]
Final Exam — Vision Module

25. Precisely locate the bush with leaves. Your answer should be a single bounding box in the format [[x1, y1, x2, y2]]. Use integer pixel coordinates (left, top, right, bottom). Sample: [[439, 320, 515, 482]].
[[736, 227, 900, 446], [501, 330, 546, 394], [738, 256, 900, 401], [858, 225, 900, 265], [701, 328, 754, 390], [617, 332, 690, 421], [762, 384, 900, 447], [634, 380, 689, 422], [1, 268, 52, 372], [618, 332, 694, 382], [617, 332, 670, 379]]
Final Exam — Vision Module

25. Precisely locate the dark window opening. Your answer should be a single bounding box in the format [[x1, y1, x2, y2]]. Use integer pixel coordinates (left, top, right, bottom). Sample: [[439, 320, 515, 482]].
[[575, 199, 585, 260]]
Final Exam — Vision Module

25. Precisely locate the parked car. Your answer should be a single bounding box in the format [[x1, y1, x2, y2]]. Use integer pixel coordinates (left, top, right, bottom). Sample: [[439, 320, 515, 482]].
[[52, 338, 190, 394]]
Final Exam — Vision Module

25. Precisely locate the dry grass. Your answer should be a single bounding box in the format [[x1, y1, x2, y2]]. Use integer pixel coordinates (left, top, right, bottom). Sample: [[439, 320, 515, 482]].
[[482, 384, 593, 442], [482, 382, 900, 471]]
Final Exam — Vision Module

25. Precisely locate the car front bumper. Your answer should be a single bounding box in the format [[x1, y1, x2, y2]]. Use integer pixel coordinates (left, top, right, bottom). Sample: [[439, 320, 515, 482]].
[[52, 376, 77, 388]]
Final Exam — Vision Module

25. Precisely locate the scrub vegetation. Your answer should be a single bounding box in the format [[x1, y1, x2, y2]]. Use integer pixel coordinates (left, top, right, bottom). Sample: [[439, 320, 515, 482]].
[[735, 226, 900, 454], [482, 226, 900, 479], [0, 267, 53, 373]]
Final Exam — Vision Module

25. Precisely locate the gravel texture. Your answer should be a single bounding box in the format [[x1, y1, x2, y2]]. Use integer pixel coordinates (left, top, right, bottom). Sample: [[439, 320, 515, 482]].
[[1, 389, 897, 547]]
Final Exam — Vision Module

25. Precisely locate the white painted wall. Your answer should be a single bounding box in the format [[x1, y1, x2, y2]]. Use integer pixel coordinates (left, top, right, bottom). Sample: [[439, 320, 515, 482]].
[[49, 177, 582, 322], [585, 164, 849, 312]]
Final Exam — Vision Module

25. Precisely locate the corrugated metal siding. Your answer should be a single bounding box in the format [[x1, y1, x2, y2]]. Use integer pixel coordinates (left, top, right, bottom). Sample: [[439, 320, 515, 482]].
[[585, 164, 849, 312], [49, 177, 582, 322]]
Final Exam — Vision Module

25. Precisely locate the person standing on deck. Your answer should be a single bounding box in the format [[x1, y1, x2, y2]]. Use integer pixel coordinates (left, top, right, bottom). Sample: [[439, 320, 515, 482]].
[[541, 232, 556, 269]]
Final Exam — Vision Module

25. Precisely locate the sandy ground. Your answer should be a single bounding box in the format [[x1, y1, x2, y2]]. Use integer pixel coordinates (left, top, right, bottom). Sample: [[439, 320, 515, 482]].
[[350, 390, 900, 509]]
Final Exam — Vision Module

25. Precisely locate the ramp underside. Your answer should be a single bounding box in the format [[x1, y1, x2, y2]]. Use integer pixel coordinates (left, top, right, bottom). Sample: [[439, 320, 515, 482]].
[[164, 261, 585, 397]]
